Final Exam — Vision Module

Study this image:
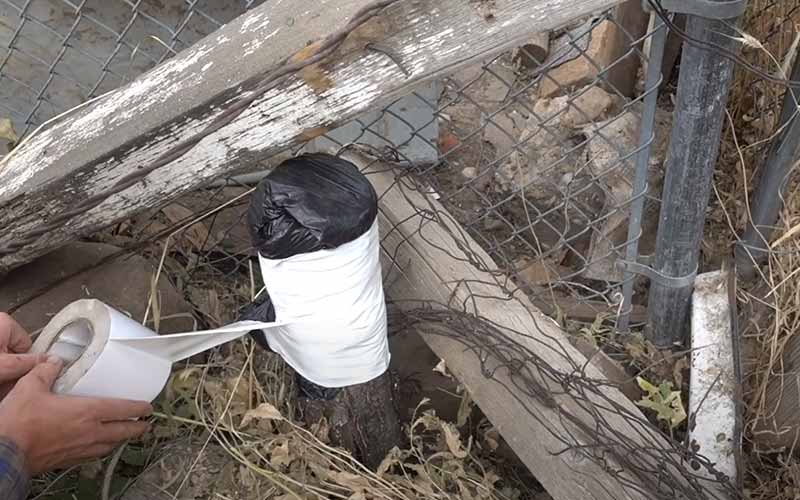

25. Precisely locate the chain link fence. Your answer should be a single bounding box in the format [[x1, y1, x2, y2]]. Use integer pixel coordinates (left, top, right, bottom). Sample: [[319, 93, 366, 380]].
[[0, 0, 668, 333], [0, 0, 264, 137], [319, 10, 667, 336]]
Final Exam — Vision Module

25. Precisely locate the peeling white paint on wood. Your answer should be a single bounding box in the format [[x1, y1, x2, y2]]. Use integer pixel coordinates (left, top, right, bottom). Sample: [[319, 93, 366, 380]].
[[240, 12, 267, 32], [0, 0, 623, 270], [242, 28, 280, 56]]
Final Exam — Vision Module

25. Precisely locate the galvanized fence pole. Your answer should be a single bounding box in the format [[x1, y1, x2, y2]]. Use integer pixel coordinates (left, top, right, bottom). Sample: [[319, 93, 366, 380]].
[[735, 55, 800, 279], [647, 3, 747, 346], [616, 15, 668, 333]]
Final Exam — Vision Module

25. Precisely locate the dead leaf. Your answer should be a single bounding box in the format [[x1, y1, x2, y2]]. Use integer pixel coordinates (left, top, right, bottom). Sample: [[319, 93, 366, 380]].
[[456, 389, 474, 427], [377, 446, 403, 476], [440, 421, 468, 458], [207, 289, 221, 325], [310, 416, 330, 443], [329, 471, 372, 492], [161, 203, 211, 251], [412, 410, 441, 432], [673, 356, 689, 387], [433, 359, 451, 378], [0, 118, 18, 147], [240, 402, 283, 428], [483, 427, 500, 452], [269, 439, 292, 469], [515, 258, 568, 285]]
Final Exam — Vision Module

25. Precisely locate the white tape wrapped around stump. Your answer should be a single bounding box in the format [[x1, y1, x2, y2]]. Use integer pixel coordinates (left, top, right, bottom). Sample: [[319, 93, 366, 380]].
[[257, 220, 390, 388], [31, 220, 389, 401]]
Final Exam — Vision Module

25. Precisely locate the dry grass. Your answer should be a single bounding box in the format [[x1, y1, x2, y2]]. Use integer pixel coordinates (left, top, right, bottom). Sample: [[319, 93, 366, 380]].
[[705, 1, 800, 498], [741, 190, 800, 500], [28, 185, 527, 500], [137, 341, 514, 500]]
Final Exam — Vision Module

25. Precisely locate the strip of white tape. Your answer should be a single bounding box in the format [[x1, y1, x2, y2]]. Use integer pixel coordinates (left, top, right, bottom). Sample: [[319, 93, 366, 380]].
[[31, 299, 284, 402]]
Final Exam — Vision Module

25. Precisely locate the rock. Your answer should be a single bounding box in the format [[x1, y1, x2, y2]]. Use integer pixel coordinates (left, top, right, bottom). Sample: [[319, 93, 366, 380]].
[[513, 32, 550, 69], [496, 86, 618, 199], [0, 117, 18, 152], [561, 86, 616, 128], [446, 61, 529, 159], [461, 166, 478, 179], [439, 130, 460, 154], [581, 107, 672, 282], [514, 258, 570, 286], [539, 0, 649, 99], [2, 242, 194, 334]]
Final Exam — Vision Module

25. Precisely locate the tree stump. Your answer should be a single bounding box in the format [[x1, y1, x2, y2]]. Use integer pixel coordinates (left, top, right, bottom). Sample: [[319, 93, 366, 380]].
[[297, 369, 402, 470]]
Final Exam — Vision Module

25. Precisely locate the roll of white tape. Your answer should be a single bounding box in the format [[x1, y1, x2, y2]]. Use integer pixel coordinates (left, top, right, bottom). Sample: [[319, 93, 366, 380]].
[[30, 299, 283, 402]]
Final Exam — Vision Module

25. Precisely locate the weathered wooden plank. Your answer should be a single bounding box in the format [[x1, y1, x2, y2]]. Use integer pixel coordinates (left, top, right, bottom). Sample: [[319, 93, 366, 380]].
[[341, 153, 718, 499], [0, 0, 622, 274]]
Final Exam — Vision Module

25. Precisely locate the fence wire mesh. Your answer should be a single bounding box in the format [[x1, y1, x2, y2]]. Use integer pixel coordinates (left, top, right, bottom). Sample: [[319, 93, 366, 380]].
[[0, 0, 264, 137], [0, 0, 665, 332], [0, 1, 741, 499]]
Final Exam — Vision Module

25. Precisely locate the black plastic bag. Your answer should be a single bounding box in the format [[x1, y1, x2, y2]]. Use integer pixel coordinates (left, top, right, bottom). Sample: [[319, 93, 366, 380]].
[[247, 153, 378, 259], [238, 293, 275, 352]]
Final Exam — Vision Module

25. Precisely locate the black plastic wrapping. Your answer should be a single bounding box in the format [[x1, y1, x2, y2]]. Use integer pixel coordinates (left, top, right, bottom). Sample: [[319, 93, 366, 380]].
[[247, 153, 378, 259], [238, 293, 275, 353]]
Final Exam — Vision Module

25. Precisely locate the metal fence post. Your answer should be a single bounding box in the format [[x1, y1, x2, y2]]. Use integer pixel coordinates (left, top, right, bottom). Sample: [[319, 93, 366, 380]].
[[735, 55, 800, 279], [616, 15, 668, 333], [646, 4, 746, 346]]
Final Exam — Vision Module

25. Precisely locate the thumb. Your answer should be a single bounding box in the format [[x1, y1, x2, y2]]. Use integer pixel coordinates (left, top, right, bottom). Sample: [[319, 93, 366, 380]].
[[0, 353, 47, 383], [24, 355, 64, 390]]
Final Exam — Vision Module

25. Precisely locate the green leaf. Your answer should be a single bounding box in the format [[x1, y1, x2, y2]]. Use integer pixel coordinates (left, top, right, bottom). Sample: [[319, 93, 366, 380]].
[[636, 376, 658, 394], [635, 376, 687, 429]]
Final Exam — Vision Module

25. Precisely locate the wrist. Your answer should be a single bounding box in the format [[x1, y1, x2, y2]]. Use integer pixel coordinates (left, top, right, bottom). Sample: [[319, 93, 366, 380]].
[[0, 419, 31, 468], [0, 434, 32, 488]]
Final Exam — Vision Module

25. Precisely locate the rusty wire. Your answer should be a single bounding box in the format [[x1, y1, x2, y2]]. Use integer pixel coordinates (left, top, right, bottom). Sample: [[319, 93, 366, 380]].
[[0, 2, 748, 499]]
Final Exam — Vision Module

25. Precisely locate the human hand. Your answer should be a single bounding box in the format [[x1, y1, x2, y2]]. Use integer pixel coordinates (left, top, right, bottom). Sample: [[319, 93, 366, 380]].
[[0, 357, 152, 474], [0, 313, 46, 396]]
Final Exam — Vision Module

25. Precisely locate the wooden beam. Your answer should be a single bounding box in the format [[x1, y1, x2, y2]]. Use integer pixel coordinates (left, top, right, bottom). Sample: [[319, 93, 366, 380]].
[[0, 0, 621, 274], [344, 153, 716, 500]]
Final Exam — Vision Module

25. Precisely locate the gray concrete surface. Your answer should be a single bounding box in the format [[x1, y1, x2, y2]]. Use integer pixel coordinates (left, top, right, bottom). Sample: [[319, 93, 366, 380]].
[[0, 0, 261, 137]]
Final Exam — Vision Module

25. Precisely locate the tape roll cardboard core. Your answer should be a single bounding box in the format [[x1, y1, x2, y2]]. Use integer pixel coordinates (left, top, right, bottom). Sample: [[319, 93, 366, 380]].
[[49, 319, 94, 368]]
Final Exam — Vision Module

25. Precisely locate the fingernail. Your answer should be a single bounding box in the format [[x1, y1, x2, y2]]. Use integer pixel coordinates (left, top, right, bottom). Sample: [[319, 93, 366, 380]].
[[46, 354, 63, 366]]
